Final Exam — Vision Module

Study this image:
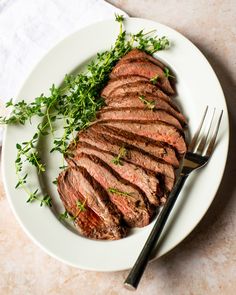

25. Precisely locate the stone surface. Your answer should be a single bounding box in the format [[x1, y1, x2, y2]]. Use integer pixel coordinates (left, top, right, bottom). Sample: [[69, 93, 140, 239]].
[[1, 0, 236, 294]]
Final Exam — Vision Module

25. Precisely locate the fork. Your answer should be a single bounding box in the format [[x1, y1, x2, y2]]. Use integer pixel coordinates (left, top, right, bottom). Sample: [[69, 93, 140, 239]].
[[124, 106, 223, 290]]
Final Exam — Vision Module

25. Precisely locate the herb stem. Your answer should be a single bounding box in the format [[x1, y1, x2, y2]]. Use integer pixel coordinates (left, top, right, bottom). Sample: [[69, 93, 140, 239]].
[[142, 29, 157, 36], [46, 99, 56, 138]]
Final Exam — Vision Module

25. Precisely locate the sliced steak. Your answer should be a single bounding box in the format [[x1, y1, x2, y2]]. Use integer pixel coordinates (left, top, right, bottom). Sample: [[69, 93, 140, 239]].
[[116, 49, 165, 69], [99, 120, 187, 155], [106, 81, 174, 106], [68, 153, 152, 227], [77, 128, 175, 192], [101, 76, 149, 99], [57, 167, 126, 240], [68, 141, 161, 206], [97, 107, 182, 130], [57, 48, 188, 240], [84, 124, 179, 167], [110, 61, 174, 95], [106, 94, 187, 126]]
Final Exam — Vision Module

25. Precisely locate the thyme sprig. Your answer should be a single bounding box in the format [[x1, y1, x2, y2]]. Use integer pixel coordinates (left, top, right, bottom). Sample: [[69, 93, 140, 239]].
[[58, 199, 86, 222], [0, 15, 170, 207], [112, 146, 127, 165], [76, 200, 86, 212], [107, 187, 133, 197], [150, 74, 160, 84], [164, 67, 175, 79], [132, 30, 169, 54], [59, 210, 75, 221], [15, 137, 52, 207], [139, 95, 155, 110]]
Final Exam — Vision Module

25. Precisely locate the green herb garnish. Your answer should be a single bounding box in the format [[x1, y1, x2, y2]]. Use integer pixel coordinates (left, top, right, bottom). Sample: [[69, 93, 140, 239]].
[[139, 95, 155, 110], [107, 187, 133, 197], [150, 74, 160, 84], [115, 14, 124, 22], [0, 15, 170, 207], [52, 179, 58, 185], [59, 210, 70, 221], [164, 67, 175, 79], [76, 200, 86, 212], [26, 190, 52, 207], [26, 189, 52, 207], [112, 146, 127, 165], [59, 199, 86, 222], [40, 195, 52, 207], [132, 30, 170, 54], [58, 210, 75, 221], [26, 189, 38, 203]]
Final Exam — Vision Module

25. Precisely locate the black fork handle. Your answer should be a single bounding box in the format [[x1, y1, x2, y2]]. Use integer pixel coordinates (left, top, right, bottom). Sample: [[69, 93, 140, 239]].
[[124, 174, 188, 290]]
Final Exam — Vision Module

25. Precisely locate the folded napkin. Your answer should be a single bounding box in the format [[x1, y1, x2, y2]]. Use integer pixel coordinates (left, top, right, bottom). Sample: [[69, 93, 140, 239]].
[[0, 0, 127, 144]]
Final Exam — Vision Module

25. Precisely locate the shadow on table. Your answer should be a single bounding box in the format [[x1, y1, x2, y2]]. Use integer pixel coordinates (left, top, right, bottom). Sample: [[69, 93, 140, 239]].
[[149, 42, 236, 273]]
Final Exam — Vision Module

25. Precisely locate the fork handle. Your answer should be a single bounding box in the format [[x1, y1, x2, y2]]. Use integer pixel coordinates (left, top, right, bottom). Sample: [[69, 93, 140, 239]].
[[124, 174, 188, 290]]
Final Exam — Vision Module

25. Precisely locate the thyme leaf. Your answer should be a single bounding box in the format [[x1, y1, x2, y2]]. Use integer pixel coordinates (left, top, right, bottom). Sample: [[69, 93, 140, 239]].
[[107, 187, 133, 197], [112, 146, 127, 165], [26, 189, 39, 203], [164, 67, 175, 79], [59, 210, 70, 221], [150, 74, 160, 84], [52, 179, 58, 185], [76, 199, 86, 212], [40, 195, 52, 207], [139, 95, 155, 110], [115, 14, 124, 22], [58, 210, 76, 221]]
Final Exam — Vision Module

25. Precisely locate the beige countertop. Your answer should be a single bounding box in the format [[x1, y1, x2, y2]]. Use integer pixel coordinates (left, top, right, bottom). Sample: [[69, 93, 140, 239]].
[[1, 1, 236, 294]]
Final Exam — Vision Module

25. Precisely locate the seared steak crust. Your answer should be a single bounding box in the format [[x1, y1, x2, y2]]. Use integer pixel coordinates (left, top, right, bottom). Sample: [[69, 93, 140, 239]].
[[99, 120, 187, 155], [105, 94, 187, 125], [116, 49, 166, 70], [97, 107, 183, 130], [84, 124, 180, 167], [106, 81, 172, 105], [101, 76, 149, 99], [110, 61, 175, 95]]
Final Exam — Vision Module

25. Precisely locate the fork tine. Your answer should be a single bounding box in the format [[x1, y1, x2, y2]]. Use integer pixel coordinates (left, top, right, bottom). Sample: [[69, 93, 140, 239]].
[[195, 108, 215, 154], [204, 110, 223, 157], [188, 106, 208, 152]]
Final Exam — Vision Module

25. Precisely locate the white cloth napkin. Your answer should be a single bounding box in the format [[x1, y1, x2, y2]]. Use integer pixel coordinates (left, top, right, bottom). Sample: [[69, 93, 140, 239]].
[[0, 0, 127, 143]]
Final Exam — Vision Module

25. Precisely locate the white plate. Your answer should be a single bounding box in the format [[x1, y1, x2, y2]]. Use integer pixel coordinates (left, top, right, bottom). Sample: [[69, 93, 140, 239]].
[[2, 18, 229, 271]]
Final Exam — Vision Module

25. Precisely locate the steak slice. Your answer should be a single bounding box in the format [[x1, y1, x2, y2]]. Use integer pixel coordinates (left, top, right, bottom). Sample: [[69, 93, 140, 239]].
[[99, 120, 187, 155], [116, 49, 165, 70], [97, 107, 182, 130], [68, 153, 152, 227], [105, 81, 175, 107], [57, 167, 126, 240], [106, 94, 187, 126], [110, 61, 174, 95], [77, 127, 175, 192], [101, 76, 149, 99], [68, 141, 161, 206], [85, 124, 179, 167]]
